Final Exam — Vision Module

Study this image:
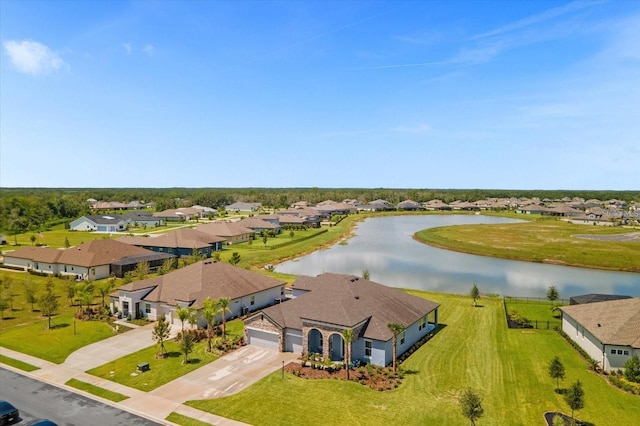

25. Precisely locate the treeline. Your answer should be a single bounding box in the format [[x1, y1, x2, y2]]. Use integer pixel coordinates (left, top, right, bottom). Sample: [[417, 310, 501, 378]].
[[1, 187, 639, 235]]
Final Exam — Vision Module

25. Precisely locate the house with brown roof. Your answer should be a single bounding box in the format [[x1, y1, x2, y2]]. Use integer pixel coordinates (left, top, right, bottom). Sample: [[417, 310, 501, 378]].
[[110, 260, 286, 323], [244, 273, 440, 367], [560, 298, 640, 372], [2, 240, 170, 280], [118, 228, 225, 258], [196, 222, 255, 244], [236, 217, 281, 234]]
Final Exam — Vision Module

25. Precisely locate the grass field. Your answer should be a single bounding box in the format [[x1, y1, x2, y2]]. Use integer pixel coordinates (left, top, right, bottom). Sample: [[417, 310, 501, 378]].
[[415, 219, 640, 272], [86, 319, 244, 391], [0, 354, 40, 372], [166, 412, 212, 426], [186, 291, 640, 426]]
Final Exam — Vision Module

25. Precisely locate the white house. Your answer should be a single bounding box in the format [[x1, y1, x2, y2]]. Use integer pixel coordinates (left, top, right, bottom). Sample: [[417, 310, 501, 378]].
[[69, 215, 127, 232], [110, 260, 286, 323], [561, 298, 640, 372]]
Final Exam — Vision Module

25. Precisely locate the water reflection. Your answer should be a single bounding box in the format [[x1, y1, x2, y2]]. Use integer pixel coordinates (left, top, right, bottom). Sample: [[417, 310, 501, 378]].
[[276, 215, 640, 297]]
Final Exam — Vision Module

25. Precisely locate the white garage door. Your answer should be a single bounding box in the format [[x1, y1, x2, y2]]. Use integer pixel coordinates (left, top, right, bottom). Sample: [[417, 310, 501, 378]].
[[285, 331, 303, 353], [246, 328, 279, 350]]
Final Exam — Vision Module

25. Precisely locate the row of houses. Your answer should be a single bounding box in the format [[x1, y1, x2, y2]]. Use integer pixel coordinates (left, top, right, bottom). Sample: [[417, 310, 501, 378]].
[[109, 261, 440, 367]]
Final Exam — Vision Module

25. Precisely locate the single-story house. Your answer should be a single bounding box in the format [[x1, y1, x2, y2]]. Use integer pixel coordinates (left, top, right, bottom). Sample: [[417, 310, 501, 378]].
[[277, 208, 321, 228], [2, 239, 166, 280], [560, 298, 640, 372], [236, 217, 281, 234], [122, 212, 164, 228], [196, 222, 255, 244], [244, 273, 440, 367], [397, 200, 423, 211], [69, 215, 128, 232], [422, 199, 451, 211], [110, 260, 286, 323], [153, 207, 208, 222], [117, 228, 225, 258], [225, 202, 262, 212]]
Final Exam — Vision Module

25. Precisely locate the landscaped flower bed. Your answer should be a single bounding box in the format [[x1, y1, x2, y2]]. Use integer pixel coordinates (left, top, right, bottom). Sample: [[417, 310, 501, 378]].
[[285, 361, 404, 391]]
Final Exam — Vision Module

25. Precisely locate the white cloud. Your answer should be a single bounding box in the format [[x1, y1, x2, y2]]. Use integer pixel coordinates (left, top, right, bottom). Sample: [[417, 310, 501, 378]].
[[143, 44, 154, 56], [3, 39, 67, 75], [122, 42, 132, 55]]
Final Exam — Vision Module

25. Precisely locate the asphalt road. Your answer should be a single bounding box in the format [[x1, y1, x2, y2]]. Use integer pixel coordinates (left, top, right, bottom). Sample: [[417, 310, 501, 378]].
[[0, 368, 161, 426]]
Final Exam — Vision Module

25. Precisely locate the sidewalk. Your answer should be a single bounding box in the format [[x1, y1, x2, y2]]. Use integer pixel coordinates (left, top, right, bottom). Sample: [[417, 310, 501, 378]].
[[0, 328, 296, 426]]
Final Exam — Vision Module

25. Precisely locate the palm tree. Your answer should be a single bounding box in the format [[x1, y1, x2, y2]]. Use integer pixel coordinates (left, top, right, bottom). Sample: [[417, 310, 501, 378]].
[[217, 297, 231, 342], [387, 322, 406, 372], [342, 329, 353, 380], [201, 297, 217, 352], [176, 305, 194, 335]]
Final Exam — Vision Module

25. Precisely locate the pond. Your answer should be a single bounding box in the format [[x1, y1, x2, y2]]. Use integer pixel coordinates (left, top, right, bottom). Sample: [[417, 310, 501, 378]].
[[276, 215, 640, 298]]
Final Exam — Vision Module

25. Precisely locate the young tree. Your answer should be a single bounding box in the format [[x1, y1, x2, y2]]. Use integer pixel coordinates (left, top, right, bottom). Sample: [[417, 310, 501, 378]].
[[0, 291, 9, 320], [135, 261, 149, 281], [460, 388, 484, 426], [30, 235, 36, 245], [548, 356, 566, 391], [40, 279, 59, 330], [64, 237, 71, 248], [362, 269, 370, 280], [387, 322, 406, 372], [152, 314, 171, 358], [75, 281, 95, 317], [342, 328, 353, 380], [624, 354, 640, 383], [262, 235, 268, 247], [24, 279, 38, 312], [176, 305, 194, 335], [564, 380, 585, 423], [470, 282, 480, 307], [547, 285, 559, 303], [63, 277, 76, 306], [97, 281, 114, 308], [201, 297, 218, 352], [229, 252, 241, 266], [181, 332, 195, 364], [217, 297, 231, 342], [158, 257, 176, 275]]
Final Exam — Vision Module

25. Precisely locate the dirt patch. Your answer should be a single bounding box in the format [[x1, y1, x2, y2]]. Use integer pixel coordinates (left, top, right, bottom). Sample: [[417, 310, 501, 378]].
[[285, 362, 404, 391], [572, 232, 640, 242]]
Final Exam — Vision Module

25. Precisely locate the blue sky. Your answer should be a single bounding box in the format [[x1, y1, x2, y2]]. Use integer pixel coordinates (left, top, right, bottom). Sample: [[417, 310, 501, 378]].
[[1, 1, 639, 189]]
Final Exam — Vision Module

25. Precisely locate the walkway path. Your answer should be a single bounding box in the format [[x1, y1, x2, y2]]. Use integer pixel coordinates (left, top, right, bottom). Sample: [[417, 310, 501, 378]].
[[0, 322, 297, 425]]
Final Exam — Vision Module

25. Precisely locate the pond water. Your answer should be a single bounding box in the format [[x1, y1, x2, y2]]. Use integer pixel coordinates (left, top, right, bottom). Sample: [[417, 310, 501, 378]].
[[276, 215, 640, 298]]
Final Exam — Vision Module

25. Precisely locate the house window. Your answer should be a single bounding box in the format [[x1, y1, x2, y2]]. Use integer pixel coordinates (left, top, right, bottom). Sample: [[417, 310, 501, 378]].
[[611, 349, 617, 355], [618, 350, 623, 355], [145, 303, 151, 314], [624, 350, 629, 356], [91, 268, 95, 276], [365, 340, 372, 357], [400, 331, 405, 345], [250, 295, 255, 306]]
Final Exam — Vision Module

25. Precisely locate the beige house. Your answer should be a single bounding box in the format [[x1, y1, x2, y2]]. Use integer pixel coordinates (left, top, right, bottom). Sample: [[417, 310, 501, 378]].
[[196, 222, 255, 244]]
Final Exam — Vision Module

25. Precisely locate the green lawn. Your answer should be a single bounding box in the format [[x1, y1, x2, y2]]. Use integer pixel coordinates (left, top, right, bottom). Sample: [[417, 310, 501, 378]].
[[65, 378, 129, 402], [186, 291, 640, 425], [0, 354, 40, 372], [165, 413, 212, 426], [86, 319, 244, 391], [0, 313, 117, 364], [415, 219, 640, 272]]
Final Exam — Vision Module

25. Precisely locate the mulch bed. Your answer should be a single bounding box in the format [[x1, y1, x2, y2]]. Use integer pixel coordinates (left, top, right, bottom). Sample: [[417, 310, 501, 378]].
[[285, 362, 403, 391], [543, 411, 593, 426]]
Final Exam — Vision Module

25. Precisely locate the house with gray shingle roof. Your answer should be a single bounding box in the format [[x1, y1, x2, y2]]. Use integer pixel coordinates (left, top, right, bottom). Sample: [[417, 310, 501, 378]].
[[561, 298, 640, 372], [118, 228, 226, 258], [69, 215, 128, 232], [110, 260, 285, 322], [244, 273, 440, 367]]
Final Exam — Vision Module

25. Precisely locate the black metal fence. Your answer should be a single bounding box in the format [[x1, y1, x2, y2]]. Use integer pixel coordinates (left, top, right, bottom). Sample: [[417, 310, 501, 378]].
[[503, 297, 563, 330]]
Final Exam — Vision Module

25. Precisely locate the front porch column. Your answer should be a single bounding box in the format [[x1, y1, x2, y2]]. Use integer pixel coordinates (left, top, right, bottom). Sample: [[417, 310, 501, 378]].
[[322, 334, 330, 360]]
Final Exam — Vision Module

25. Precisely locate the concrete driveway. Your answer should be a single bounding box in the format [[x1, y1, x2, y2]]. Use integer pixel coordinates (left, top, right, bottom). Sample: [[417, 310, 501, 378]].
[[151, 345, 299, 402]]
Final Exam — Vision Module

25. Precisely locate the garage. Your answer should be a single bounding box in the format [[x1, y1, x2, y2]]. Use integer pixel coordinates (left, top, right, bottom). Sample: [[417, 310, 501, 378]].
[[285, 330, 303, 353], [246, 327, 280, 350]]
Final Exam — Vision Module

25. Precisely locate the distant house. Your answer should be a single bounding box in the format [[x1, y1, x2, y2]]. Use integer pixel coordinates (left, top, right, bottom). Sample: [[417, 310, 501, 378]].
[[0, 234, 7, 245], [560, 298, 640, 372], [397, 200, 423, 211], [153, 207, 207, 222], [110, 260, 286, 322], [361, 200, 395, 212], [225, 202, 262, 212], [196, 222, 255, 244], [237, 217, 281, 234], [2, 240, 169, 279], [244, 273, 440, 367], [69, 215, 127, 232], [423, 200, 451, 211], [118, 228, 225, 258], [122, 212, 164, 228], [277, 208, 321, 228]]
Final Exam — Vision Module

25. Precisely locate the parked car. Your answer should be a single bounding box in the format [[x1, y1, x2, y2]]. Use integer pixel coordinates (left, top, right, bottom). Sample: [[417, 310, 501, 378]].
[[24, 420, 58, 426], [0, 401, 19, 425]]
